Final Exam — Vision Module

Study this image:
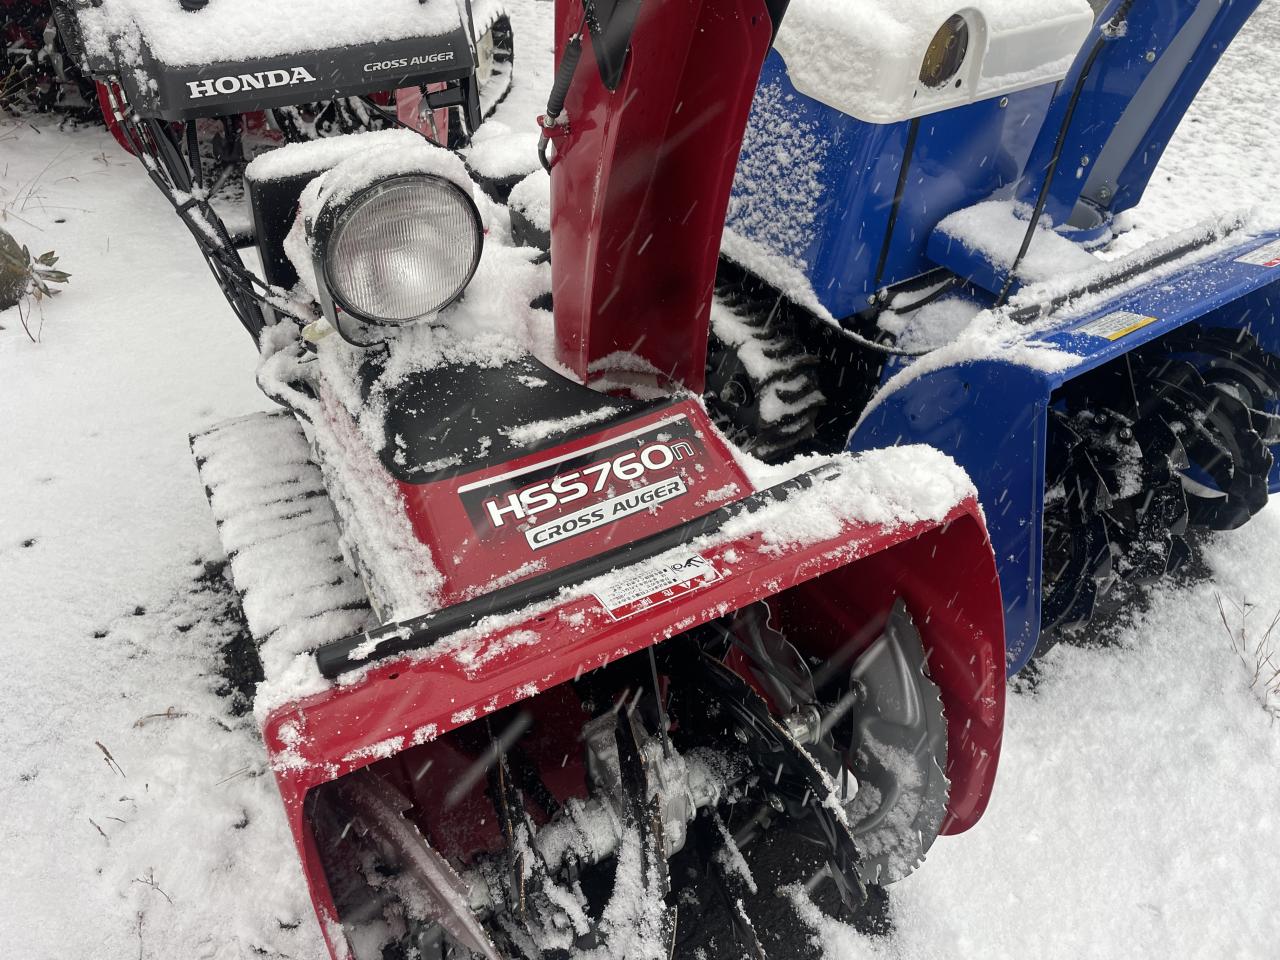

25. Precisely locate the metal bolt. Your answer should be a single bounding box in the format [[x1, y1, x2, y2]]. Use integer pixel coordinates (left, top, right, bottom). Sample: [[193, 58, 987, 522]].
[[999, 96, 1009, 108], [1081, 155, 1091, 166], [782, 705, 824, 746], [1098, 186, 1113, 201], [1146, 50, 1157, 63]]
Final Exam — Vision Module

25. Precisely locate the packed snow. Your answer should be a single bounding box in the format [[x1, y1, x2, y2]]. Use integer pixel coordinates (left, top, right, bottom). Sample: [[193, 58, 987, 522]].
[[726, 74, 831, 276], [773, 0, 1094, 124], [933, 198, 1100, 284], [245, 128, 427, 183], [508, 168, 551, 232], [3, 2, 1280, 960], [76, 0, 465, 68]]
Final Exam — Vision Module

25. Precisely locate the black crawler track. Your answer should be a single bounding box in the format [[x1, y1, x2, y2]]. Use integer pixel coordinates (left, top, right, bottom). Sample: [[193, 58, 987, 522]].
[[706, 270, 826, 463], [194, 560, 264, 716]]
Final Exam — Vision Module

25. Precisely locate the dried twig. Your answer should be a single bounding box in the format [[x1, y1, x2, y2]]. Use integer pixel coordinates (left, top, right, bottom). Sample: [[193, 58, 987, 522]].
[[133, 707, 190, 728], [95, 740, 126, 777], [1215, 592, 1280, 721], [88, 818, 109, 842], [215, 765, 254, 786], [133, 868, 174, 905]]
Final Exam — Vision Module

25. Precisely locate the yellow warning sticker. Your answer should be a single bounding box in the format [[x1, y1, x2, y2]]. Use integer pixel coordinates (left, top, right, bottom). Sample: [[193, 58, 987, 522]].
[[1075, 310, 1158, 341]]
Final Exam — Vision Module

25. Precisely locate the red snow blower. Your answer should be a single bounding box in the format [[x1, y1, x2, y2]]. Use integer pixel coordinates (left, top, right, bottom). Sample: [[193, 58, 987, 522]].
[[64, 0, 1007, 956]]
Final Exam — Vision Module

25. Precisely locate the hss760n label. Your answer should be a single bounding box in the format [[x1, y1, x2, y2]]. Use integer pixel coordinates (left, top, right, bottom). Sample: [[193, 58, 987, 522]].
[[457, 415, 703, 550]]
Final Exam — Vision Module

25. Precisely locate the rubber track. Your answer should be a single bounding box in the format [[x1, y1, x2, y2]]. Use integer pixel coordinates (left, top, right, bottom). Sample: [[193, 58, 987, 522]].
[[191, 411, 371, 654]]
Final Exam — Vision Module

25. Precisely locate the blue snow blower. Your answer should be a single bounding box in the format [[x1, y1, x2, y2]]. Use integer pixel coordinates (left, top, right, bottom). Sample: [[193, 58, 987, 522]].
[[709, 0, 1280, 672]]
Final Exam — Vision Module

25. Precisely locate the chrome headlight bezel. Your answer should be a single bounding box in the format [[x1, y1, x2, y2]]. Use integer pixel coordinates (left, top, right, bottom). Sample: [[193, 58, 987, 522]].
[[309, 172, 484, 340]]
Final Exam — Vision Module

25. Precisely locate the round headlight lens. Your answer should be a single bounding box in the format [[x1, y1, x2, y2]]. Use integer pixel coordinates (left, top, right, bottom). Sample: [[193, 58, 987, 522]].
[[920, 14, 970, 89], [324, 174, 483, 324]]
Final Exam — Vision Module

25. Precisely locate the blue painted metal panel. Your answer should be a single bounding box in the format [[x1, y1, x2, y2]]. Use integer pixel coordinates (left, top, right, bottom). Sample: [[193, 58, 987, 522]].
[[924, 214, 1028, 298], [726, 50, 1055, 318], [854, 358, 1051, 674], [886, 91, 1052, 285], [850, 230, 1280, 674], [1017, 0, 1261, 232], [1038, 234, 1280, 372]]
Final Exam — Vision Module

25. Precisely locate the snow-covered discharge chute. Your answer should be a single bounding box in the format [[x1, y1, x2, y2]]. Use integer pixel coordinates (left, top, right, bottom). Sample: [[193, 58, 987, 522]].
[[60, 0, 1011, 957]]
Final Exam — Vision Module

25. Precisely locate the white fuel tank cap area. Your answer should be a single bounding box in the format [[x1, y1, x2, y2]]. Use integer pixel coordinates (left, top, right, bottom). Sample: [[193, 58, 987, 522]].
[[773, 0, 1097, 124]]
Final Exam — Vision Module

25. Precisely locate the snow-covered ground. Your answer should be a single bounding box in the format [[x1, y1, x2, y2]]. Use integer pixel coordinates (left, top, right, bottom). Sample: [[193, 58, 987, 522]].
[[3, 2, 1280, 958]]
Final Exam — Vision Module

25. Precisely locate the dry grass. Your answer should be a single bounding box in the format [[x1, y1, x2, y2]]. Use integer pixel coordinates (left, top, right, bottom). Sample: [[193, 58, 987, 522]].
[[1215, 593, 1280, 721]]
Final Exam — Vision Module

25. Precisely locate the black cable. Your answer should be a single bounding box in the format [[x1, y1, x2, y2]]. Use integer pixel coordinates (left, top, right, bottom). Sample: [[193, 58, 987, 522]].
[[883, 275, 960, 316], [820, 274, 964, 358], [105, 86, 306, 340], [872, 117, 921, 292], [185, 120, 202, 190], [996, 0, 1137, 307], [820, 315, 938, 359]]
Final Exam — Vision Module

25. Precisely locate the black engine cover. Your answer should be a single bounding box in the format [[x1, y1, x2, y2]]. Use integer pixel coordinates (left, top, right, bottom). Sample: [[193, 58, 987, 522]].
[[68, 1, 475, 121]]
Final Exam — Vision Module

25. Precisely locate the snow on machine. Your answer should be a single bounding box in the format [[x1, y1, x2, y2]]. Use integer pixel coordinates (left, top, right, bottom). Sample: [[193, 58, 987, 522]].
[[61, 0, 1009, 957], [708, 0, 1280, 671], [52, 0, 514, 237]]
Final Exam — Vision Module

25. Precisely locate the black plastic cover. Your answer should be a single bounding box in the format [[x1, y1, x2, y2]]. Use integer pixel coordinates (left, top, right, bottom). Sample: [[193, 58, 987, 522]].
[[585, 0, 643, 91], [363, 353, 644, 484], [102, 24, 475, 121]]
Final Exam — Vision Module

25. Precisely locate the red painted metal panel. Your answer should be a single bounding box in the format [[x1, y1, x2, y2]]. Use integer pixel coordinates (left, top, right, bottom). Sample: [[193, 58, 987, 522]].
[[390, 399, 753, 606], [549, 0, 773, 391]]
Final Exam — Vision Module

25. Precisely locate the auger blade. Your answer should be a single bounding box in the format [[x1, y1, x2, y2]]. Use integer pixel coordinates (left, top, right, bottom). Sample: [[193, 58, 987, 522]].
[[330, 773, 503, 960], [686, 809, 767, 960], [1106, 478, 1188, 581], [675, 648, 871, 915], [1151, 369, 1272, 529], [845, 599, 949, 885], [612, 709, 680, 959], [1041, 506, 1113, 633]]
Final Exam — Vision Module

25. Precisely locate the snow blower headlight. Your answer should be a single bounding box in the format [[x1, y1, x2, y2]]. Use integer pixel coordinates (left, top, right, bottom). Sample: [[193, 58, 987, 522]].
[[920, 14, 970, 89], [318, 174, 483, 327]]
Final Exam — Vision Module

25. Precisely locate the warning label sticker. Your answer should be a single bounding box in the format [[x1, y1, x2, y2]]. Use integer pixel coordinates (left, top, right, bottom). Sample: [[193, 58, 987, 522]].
[[1075, 310, 1158, 342], [1236, 238, 1280, 268], [593, 553, 719, 621]]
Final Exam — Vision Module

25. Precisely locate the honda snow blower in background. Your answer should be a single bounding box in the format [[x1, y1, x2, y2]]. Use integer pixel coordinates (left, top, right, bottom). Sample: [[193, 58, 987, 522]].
[[58, 1, 1008, 958], [51, 0, 513, 240], [708, 0, 1280, 671]]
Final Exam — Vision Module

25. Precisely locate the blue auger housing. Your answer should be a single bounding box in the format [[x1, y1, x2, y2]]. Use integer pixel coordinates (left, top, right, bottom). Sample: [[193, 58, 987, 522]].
[[853, 230, 1280, 671]]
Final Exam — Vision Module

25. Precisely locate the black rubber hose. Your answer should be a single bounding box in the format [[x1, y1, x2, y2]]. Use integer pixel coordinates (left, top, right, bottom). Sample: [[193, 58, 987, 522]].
[[546, 33, 583, 122], [538, 32, 584, 172]]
